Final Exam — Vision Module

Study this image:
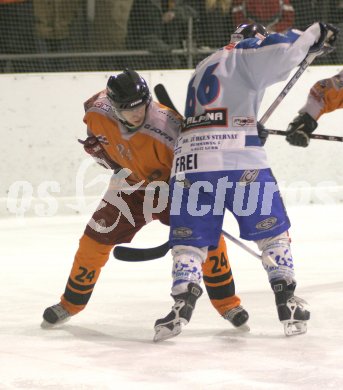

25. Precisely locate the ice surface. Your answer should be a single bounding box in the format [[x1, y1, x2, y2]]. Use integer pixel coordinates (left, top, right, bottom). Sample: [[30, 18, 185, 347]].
[[1, 204, 342, 389]]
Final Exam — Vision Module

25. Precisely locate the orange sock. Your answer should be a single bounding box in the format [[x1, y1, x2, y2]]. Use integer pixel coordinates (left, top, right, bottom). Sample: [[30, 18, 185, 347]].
[[202, 235, 241, 316], [60, 234, 113, 315]]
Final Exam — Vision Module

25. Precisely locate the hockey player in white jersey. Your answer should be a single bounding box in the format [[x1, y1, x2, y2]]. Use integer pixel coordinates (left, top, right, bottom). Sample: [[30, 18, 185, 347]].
[[154, 21, 339, 341]]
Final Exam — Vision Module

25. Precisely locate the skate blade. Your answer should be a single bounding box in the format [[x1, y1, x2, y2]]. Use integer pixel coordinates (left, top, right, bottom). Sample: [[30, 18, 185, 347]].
[[153, 323, 182, 342], [235, 323, 250, 332], [283, 321, 307, 336], [40, 317, 70, 329]]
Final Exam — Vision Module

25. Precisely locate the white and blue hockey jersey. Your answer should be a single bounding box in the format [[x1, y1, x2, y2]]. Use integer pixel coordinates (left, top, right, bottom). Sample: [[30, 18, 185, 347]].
[[171, 23, 322, 177]]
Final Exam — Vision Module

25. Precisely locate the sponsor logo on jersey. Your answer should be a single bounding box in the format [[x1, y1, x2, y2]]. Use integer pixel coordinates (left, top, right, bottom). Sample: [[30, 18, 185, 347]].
[[239, 170, 259, 185], [94, 101, 111, 112], [144, 123, 174, 142], [172, 227, 193, 238], [256, 217, 277, 230], [183, 108, 227, 130], [232, 116, 255, 127]]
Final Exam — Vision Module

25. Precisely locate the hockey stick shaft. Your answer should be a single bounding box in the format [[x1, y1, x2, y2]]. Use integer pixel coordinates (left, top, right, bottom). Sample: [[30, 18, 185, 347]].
[[267, 129, 343, 142], [259, 51, 318, 125], [155, 82, 341, 143], [113, 229, 262, 262], [221, 230, 262, 261]]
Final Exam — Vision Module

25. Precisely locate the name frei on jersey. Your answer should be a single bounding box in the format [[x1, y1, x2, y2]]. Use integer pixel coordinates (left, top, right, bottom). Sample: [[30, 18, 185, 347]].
[[171, 24, 322, 177]]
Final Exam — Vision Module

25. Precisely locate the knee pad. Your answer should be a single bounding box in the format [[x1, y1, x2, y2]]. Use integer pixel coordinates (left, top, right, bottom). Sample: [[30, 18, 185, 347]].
[[171, 245, 207, 296], [255, 232, 295, 284]]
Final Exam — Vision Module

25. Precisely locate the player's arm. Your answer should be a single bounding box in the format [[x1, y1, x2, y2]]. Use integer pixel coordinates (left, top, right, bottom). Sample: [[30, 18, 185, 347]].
[[310, 71, 343, 118], [246, 22, 338, 89], [286, 71, 343, 147]]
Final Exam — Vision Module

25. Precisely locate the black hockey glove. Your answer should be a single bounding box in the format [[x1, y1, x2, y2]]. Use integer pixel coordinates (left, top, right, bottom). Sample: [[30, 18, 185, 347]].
[[257, 121, 269, 146], [309, 22, 340, 56], [78, 136, 122, 171], [285, 112, 318, 147]]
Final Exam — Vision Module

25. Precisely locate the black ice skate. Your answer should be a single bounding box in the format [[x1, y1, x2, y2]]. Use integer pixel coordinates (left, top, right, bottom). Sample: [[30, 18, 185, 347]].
[[41, 303, 71, 328], [271, 280, 310, 336], [222, 305, 250, 331], [153, 283, 203, 342]]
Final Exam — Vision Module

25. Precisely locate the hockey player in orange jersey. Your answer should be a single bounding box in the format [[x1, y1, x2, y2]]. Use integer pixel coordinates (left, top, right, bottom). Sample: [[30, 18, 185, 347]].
[[41, 69, 249, 332], [286, 70, 343, 147]]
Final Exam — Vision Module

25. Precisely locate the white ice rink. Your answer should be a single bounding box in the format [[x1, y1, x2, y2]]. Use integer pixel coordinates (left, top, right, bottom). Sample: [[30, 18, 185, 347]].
[[1, 203, 342, 390]]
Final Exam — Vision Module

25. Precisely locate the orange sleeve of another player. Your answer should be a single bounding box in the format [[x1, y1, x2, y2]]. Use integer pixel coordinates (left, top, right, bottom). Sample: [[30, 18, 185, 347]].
[[302, 71, 343, 120]]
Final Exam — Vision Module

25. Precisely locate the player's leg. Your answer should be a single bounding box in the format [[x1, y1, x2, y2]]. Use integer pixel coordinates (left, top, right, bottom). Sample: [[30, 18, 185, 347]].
[[154, 172, 223, 341], [158, 195, 249, 330], [153, 244, 206, 342], [203, 234, 249, 328], [42, 191, 147, 327], [256, 232, 310, 336], [42, 234, 113, 327], [230, 168, 310, 335]]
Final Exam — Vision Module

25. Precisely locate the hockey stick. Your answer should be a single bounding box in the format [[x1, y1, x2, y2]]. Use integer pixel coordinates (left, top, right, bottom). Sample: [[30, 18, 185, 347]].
[[113, 241, 169, 261], [260, 24, 339, 124], [154, 83, 179, 113], [267, 129, 343, 142], [113, 229, 264, 263], [221, 230, 263, 262], [155, 79, 342, 142], [113, 242, 169, 262]]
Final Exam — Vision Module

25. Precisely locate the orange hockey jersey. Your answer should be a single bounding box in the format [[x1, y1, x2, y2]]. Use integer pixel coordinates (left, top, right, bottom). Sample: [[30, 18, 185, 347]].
[[83, 90, 182, 185], [300, 70, 343, 120]]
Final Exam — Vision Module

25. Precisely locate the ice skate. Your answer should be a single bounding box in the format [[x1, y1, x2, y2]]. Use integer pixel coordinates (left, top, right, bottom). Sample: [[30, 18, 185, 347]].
[[222, 305, 250, 332], [153, 283, 203, 342], [271, 280, 310, 336], [41, 303, 72, 328]]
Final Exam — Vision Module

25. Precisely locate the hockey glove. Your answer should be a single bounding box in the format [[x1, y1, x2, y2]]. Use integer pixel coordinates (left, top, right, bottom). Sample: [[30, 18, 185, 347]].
[[78, 136, 122, 171], [285, 112, 318, 147], [257, 121, 269, 146], [309, 22, 339, 56]]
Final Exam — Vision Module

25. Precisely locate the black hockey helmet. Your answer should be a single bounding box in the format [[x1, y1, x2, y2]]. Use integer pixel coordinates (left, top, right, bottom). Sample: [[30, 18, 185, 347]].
[[106, 68, 151, 111], [230, 23, 269, 43]]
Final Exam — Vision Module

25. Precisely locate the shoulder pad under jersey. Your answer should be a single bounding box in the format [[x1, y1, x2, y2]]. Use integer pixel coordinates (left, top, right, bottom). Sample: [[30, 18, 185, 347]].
[[83, 90, 112, 114], [141, 101, 182, 147]]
